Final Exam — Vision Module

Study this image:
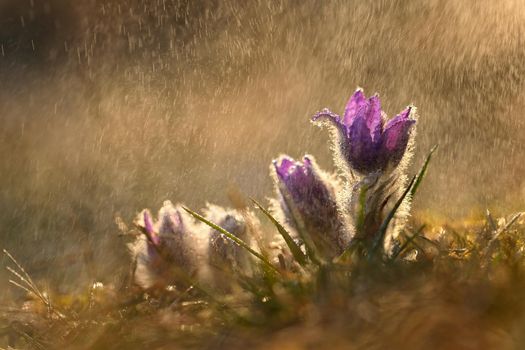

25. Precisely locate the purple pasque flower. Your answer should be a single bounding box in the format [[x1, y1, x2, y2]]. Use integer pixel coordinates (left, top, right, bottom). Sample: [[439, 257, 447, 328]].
[[273, 155, 334, 215], [273, 155, 347, 257], [132, 200, 196, 289], [204, 204, 248, 270], [201, 204, 251, 291], [312, 89, 416, 175]]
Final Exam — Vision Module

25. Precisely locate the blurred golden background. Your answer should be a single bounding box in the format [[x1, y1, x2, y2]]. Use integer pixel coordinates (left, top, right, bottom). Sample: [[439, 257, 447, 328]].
[[1, 0, 524, 290]]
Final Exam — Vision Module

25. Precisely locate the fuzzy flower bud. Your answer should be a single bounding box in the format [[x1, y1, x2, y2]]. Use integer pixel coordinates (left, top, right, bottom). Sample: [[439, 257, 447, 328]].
[[130, 200, 198, 290], [204, 204, 249, 271], [199, 204, 251, 291], [272, 154, 348, 258]]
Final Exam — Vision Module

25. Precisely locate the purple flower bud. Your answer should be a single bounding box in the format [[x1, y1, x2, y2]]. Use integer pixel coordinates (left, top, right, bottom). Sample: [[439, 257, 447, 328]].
[[204, 204, 248, 270], [200, 204, 251, 291], [131, 201, 197, 290], [272, 155, 348, 257], [313, 89, 416, 175], [273, 156, 332, 215]]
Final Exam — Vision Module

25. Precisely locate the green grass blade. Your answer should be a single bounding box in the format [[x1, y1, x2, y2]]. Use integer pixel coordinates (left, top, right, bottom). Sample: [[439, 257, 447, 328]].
[[334, 238, 362, 263], [495, 212, 523, 239], [484, 211, 524, 260], [251, 199, 308, 266], [182, 206, 280, 275], [371, 175, 416, 255], [390, 224, 426, 262], [485, 209, 498, 232], [371, 146, 437, 255], [410, 145, 438, 198]]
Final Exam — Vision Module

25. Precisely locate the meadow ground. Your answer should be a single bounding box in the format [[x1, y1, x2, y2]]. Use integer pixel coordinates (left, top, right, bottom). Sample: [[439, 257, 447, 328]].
[[2, 209, 525, 350]]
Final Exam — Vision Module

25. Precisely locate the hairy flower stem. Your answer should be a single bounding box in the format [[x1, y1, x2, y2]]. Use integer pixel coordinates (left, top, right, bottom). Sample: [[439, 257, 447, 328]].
[[346, 170, 412, 259]]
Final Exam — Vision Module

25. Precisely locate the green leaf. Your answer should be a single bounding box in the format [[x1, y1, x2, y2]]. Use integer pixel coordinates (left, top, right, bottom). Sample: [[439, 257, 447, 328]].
[[251, 198, 308, 266], [371, 175, 416, 255], [182, 206, 280, 275], [410, 145, 438, 198], [334, 238, 362, 264], [371, 146, 437, 256]]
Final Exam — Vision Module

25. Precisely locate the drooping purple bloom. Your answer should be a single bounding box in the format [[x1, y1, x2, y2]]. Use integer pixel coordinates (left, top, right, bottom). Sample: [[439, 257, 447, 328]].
[[273, 155, 348, 257], [312, 89, 416, 174]]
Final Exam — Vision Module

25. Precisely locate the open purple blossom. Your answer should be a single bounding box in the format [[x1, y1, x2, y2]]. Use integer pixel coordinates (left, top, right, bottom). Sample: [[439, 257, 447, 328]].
[[312, 89, 416, 174], [273, 155, 348, 258]]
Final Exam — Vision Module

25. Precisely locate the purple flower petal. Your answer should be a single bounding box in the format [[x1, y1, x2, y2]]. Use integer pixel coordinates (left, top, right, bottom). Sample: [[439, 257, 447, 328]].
[[366, 95, 383, 142], [157, 201, 184, 236], [274, 156, 296, 180], [274, 155, 315, 202], [131, 201, 197, 290], [312, 108, 342, 125], [382, 107, 413, 150], [343, 89, 367, 126], [144, 211, 154, 234], [380, 107, 415, 166], [346, 112, 381, 173], [302, 155, 312, 168], [143, 210, 160, 245], [135, 209, 160, 246]]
